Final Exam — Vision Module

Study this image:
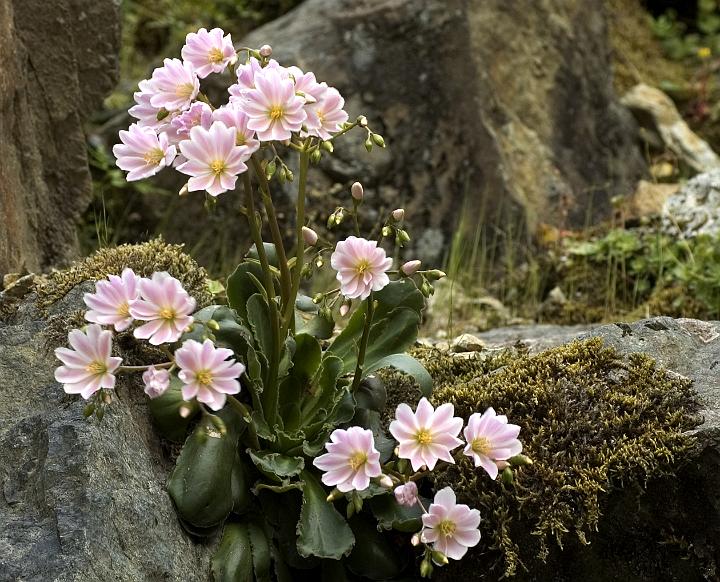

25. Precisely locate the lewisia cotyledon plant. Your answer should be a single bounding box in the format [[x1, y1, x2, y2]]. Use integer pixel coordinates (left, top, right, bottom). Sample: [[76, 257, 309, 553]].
[[54, 31, 530, 581]]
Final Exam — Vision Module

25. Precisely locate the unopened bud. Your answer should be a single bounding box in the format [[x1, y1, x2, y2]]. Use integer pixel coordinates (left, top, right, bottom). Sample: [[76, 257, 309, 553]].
[[372, 133, 386, 147], [179, 405, 193, 418], [259, 44, 273, 57], [83, 403, 96, 418], [284, 168, 294, 182], [314, 256, 324, 268], [508, 454, 533, 466], [396, 229, 411, 246], [206, 319, 220, 331], [431, 551, 449, 566], [382, 226, 393, 238], [310, 149, 322, 164], [357, 115, 368, 127], [401, 260, 422, 276], [420, 280, 433, 298], [501, 466, 514, 485], [302, 226, 318, 246], [364, 137, 373, 152], [425, 269, 447, 281], [321, 140, 334, 153], [265, 160, 276, 180], [339, 303, 350, 317], [326, 488, 343, 502], [353, 493, 363, 513], [334, 208, 345, 224], [392, 208, 405, 221], [378, 474, 393, 488], [419, 558, 433, 578], [495, 460, 510, 471], [312, 293, 324, 304], [351, 181, 364, 201], [179, 183, 189, 197], [410, 533, 422, 546], [156, 108, 170, 121]]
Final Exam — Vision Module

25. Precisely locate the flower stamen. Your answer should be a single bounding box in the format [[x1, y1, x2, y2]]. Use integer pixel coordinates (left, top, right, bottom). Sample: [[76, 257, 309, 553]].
[[416, 428, 433, 445]]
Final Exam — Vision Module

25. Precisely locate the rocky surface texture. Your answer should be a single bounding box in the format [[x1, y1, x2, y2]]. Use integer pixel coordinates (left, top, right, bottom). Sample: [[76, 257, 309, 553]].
[[663, 169, 720, 238], [0, 289, 213, 581], [0, 0, 120, 276]]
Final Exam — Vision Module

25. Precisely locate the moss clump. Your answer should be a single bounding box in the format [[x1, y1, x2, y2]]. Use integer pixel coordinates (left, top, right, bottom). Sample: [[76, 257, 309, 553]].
[[386, 339, 699, 577], [36, 238, 212, 313]]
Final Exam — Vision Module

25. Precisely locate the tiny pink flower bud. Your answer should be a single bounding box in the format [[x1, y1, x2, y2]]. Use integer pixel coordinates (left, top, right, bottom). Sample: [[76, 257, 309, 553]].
[[392, 208, 405, 221], [401, 260, 422, 276], [259, 44, 273, 57], [351, 181, 364, 201], [339, 303, 350, 317], [411, 533, 422, 546], [179, 404, 193, 418], [379, 474, 394, 489], [302, 226, 318, 246], [394, 481, 419, 507], [142, 366, 170, 399]]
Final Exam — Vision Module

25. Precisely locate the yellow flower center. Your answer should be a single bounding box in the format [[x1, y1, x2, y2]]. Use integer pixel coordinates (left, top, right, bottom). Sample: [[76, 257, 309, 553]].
[[471, 436, 492, 456], [438, 519, 456, 537], [416, 428, 433, 446], [269, 105, 284, 121], [236, 132, 246, 146], [117, 301, 130, 317], [349, 451, 368, 471], [318, 110, 326, 123], [159, 307, 176, 320], [355, 259, 371, 275], [208, 47, 224, 64], [85, 361, 107, 375], [176, 82, 195, 99], [210, 160, 226, 175], [196, 370, 213, 385], [143, 148, 165, 166]]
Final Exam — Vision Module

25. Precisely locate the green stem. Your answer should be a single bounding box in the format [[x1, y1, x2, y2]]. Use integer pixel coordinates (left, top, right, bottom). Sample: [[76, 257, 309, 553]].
[[243, 174, 282, 424], [250, 157, 292, 308], [281, 145, 311, 337], [118, 361, 173, 372], [350, 293, 375, 392], [227, 397, 260, 449]]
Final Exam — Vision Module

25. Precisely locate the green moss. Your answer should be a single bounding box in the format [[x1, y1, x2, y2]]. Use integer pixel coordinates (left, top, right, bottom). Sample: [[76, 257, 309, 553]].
[[36, 238, 212, 313], [385, 339, 699, 577]]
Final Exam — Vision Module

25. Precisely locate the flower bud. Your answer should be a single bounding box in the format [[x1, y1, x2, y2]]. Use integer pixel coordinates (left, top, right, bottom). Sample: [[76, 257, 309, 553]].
[[179, 183, 189, 197], [321, 140, 334, 153], [351, 181, 364, 201], [83, 403, 96, 418], [357, 115, 368, 127], [420, 280, 433, 298], [425, 269, 447, 281], [315, 256, 324, 268], [411, 533, 422, 546], [372, 133, 386, 147], [312, 293, 324, 304], [326, 488, 343, 502], [382, 226, 393, 238], [179, 405, 193, 419], [156, 108, 170, 121], [302, 226, 318, 246], [259, 44, 273, 57], [392, 208, 405, 221], [284, 168, 294, 182], [339, 303, 350, 317], [396, 229, 411, 244], [379, 474, 393, 489], [334, 208, 345, 224], [265, 160, 276, 180], [501, 466, 514, 485], [431, 551, 449, 566], [508, 454, 533, 466], [310, 149, 322, 164], [419, 558, 433, 578], [401, 260, 422, 276], [206, 319, 220, 331], [364, 136, 373, 152]]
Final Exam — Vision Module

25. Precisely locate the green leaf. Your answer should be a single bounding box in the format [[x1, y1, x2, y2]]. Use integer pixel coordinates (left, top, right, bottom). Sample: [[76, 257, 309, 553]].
[[212, 523, 254, 582], [247, 294, 274, 361], [354, 376, 387, 412], [298, 310, 335, 340], [369, 494, 424, 533], [231, 454, 253, 514], [296, 470, 355, 559], [248, 450, 305, 482], [167, 407, 241, 529], [147, 375, 200, 442], [227, 261, 278, 322], [364, 354, 433, 397], [254, 480, 305, 494], [247, 520, 272, 582]]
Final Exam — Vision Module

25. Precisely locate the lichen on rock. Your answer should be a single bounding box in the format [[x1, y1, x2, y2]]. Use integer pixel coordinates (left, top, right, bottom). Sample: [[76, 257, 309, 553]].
[[385, 339, 700, 578]]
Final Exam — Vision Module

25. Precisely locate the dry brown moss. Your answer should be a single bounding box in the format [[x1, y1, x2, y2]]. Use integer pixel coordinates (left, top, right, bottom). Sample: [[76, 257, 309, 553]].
[[385, 339, 700, 577], [36, 238, 212, 313]]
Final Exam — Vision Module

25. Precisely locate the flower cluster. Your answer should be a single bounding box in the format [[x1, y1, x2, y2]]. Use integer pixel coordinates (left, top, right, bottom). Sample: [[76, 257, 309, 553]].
[[314, 398, 524, 567], [54, 269, 244, 411], [114, 29, 349, 197]]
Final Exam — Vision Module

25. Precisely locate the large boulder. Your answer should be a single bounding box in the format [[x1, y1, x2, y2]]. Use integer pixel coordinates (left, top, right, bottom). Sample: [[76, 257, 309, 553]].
[[0, 0, 120, 276], [662, 169, 720, 238], [238, 0, 646, 264]]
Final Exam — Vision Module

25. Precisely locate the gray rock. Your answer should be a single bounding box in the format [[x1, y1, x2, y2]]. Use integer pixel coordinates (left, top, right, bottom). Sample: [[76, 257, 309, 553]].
[[0, 0, 120, 275], [663, 170, 720, 238], [0, 290, 213, 581]]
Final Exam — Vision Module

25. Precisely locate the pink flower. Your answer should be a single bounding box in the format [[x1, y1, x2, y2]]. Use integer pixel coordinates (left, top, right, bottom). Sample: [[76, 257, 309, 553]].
[[306, 86, 349, 140], [129, 272, 196, 345], [421, 487, 481, 560], [181, 27, 236, 78], [330, 236, 393, 300], [54, 325, 122, 399], [166, 101, 213, 144], [83, 268, 141, 332], [313, 427, 382, 492], [389, 398, 463, 471], [394, 482, 419, 507], [174, 339, 244, 411], [212, 105, 260, 154], [242, 67, 306, 141], [129, 79, 169, 129], [401, 260, 422, 276], [177, 122, 250, 196], [463, 408, 522, 479], [149, 58, 199, 111], [113, 124, 176, 181], [142, 366, 171, 399], [228, 57, 282, 101]]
